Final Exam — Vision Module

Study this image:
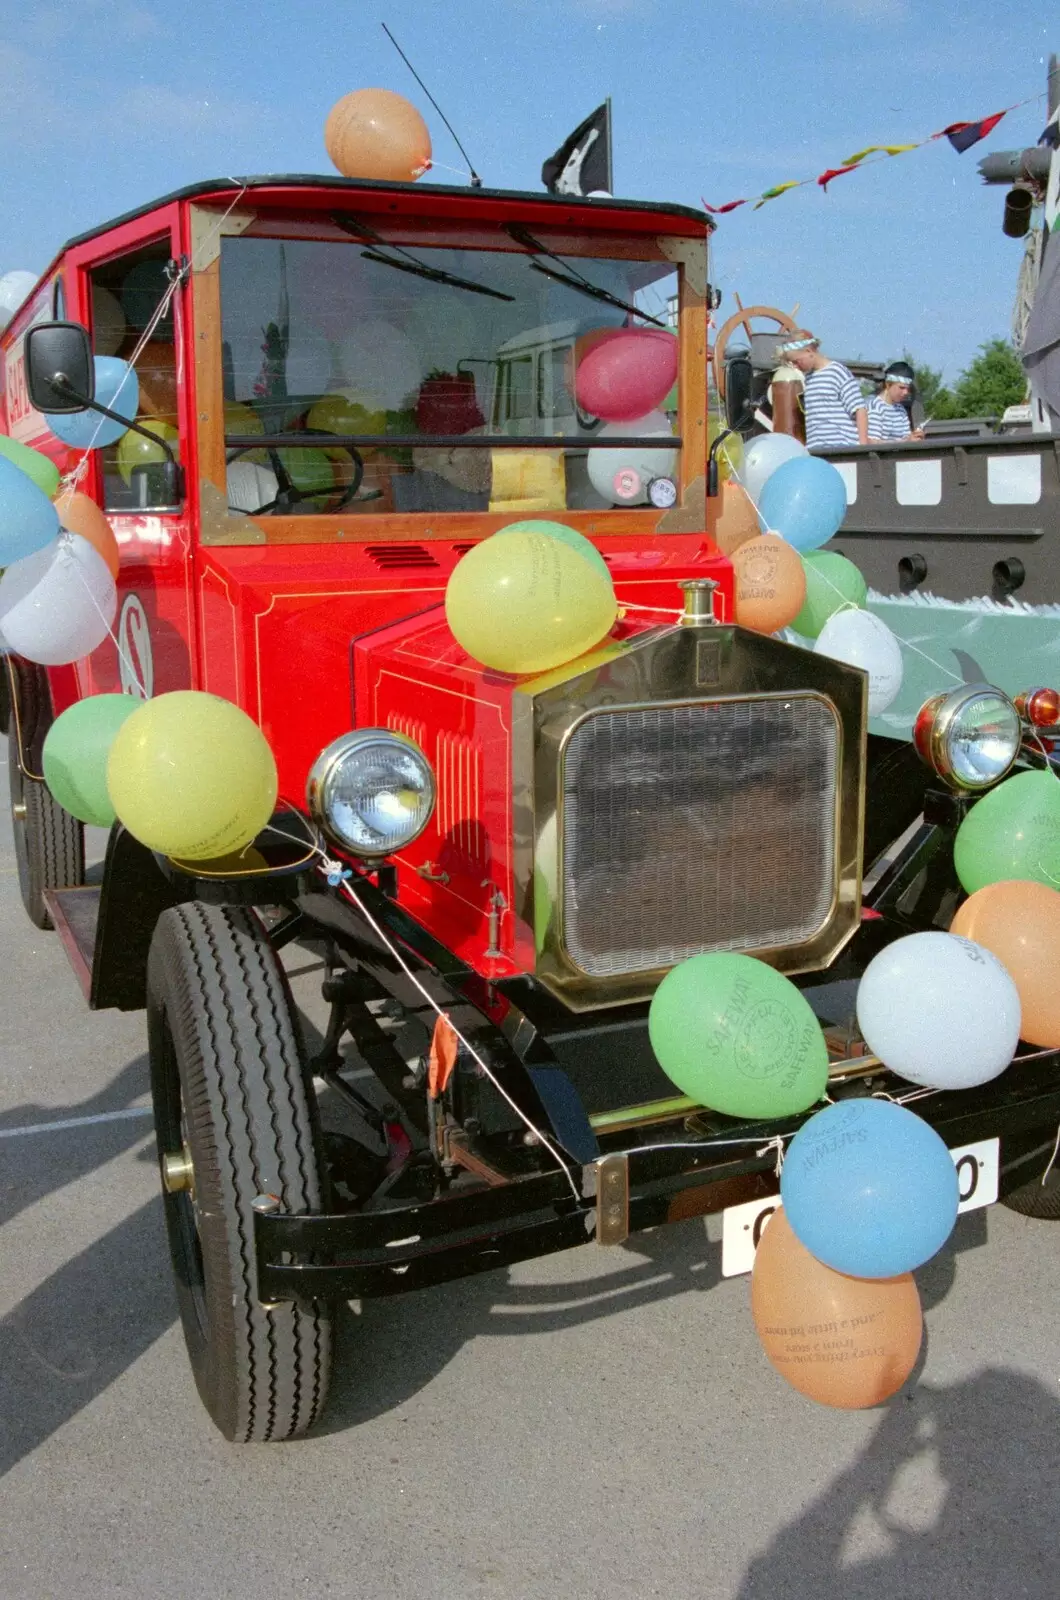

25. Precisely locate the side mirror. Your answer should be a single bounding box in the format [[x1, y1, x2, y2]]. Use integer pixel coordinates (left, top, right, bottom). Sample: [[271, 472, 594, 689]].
[[724, 353, 754, 431], [24, 322, 94, 413]]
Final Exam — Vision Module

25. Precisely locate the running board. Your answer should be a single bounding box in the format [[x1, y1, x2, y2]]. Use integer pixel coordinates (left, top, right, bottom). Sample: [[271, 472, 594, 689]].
[[43, 886, 101, 1002]]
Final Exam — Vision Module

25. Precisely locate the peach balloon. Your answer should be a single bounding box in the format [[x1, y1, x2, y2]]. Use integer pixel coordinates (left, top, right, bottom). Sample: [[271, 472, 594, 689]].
[[951, 880, 1060, 1048], [751, 1209, 922, 1409], [732, 533, 807, 633], [54, 490, 120, 579], [325, 89, 432, 182], [711, 481, 761, 557]]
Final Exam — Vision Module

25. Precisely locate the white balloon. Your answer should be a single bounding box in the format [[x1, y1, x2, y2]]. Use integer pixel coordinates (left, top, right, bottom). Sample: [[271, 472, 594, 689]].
[[0, 270, 38, 329], [91, 285, 127, 356], [337, 321, 422, 411], [814, 608, 903, 715], [586, 411, 676, 504], [226, 460, 279, 514], [0, 533, 116, 665], [285, 329, 332, 397], [856, 931, 1021, 1089], [739, 432, 807, 502]]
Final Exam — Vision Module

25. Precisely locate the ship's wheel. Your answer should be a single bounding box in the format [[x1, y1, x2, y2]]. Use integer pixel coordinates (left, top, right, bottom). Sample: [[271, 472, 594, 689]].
[[711, 303, 800, 403]]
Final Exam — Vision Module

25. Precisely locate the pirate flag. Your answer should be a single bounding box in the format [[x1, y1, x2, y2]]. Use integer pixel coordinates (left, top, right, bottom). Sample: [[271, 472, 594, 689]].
[[542, 102, 612, 196]]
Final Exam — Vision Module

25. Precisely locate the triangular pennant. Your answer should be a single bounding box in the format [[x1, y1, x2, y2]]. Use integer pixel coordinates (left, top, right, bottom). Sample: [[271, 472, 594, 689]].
[[843, 143, 919, 163], [754, 180, 801, 209], [939, 111, 1007, 153], [817, 163, 860, 190], [703, 197, 749, 214]]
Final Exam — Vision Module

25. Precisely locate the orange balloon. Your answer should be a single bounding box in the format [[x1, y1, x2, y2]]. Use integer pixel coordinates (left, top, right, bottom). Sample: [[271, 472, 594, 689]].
[[951, 880, 1060, 1047], [132, 341, 177, 419], [751, 1209, 922, 1409], [54, 490, 120, 579], [711, 480, 761, 557], [732, 533, 806, 633], [324, 89, 432, 182]]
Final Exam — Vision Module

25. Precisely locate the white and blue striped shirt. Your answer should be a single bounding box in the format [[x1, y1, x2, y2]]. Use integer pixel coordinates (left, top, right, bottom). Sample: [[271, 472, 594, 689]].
[[867, 394, 912, 440], [803, 361, 866, 449]]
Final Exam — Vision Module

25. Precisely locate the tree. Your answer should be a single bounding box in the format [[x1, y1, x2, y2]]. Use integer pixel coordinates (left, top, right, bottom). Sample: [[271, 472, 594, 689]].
[[902, 341, 1026, 421], [950, 338, 1027, 418], [903, 354, 956, 420]]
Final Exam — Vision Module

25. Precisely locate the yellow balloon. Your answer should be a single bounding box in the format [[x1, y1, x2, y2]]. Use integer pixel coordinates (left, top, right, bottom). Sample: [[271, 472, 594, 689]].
[[224, 403, 269, 465], [117, 419, 180, 485], [708, 418, 744, 484], [307, 393, 385, 436], [224, 402, 264, 437], [445, 531, 618, 675], [106, 691, 278, 862]]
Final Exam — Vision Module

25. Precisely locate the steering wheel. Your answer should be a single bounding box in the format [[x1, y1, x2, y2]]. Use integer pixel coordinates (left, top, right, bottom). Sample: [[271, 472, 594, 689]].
[[225, 430, 365, 515], [711, 304, 800, 403]]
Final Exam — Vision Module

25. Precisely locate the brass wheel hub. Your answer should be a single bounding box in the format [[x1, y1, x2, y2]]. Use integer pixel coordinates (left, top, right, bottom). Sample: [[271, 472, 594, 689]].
[[162, 1143, 195, 1196]]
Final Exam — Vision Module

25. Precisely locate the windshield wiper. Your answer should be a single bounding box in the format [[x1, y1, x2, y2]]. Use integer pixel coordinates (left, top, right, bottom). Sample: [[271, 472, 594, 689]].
[[506, 223, 668, 329], [333, 214, 514, 302]]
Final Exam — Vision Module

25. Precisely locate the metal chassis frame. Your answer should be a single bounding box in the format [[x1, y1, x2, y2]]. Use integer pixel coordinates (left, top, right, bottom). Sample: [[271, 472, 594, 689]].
[[255, 1050, 1060, 1302], [248, 830, 1060, 1305]]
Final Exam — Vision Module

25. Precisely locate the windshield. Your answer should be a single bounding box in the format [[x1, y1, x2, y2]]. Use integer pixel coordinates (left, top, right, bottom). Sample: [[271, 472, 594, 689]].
[[218, 234, 678, 517]]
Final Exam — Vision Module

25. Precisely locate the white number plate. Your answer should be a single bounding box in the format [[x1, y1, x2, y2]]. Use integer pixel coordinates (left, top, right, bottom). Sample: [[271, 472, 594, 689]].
[[720, 1137, 999, 1279]]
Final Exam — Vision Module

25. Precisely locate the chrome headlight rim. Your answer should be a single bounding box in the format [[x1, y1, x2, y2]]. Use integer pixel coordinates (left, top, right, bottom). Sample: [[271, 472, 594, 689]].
[[913, 682, 1021, 792], [306, 728, 436, 859]]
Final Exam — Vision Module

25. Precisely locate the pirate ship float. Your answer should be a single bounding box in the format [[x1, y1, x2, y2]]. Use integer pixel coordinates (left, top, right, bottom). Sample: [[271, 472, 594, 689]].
[[715, 58, 1060, 739]]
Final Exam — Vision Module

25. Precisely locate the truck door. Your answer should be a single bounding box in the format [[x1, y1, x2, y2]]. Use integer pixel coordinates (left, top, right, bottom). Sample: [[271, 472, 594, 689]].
[[65, 207, 195, 703]]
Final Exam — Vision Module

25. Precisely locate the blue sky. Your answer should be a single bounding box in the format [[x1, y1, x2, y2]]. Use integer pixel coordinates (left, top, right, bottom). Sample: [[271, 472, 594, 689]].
[[0, 0, 1051, 377]]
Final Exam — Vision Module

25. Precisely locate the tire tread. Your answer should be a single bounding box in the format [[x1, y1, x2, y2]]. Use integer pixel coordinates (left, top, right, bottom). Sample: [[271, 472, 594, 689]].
[[148, 902, 331, 1442]]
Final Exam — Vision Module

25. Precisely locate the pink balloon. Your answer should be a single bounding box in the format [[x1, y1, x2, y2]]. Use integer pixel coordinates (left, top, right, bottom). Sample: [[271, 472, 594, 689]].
[[575, 328, 679, 423]]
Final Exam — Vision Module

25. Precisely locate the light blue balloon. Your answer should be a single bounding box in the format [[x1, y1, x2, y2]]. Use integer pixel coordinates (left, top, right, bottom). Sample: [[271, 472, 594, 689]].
[[0, 455, 60, 565], [758, 455, 848, 553], [48, 358, 140, 450], [780, 1098, 958, 1277]]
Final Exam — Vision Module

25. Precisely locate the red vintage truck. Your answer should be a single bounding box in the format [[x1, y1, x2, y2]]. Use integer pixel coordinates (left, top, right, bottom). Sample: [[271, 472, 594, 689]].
[[3, 173, 1059, 1443]]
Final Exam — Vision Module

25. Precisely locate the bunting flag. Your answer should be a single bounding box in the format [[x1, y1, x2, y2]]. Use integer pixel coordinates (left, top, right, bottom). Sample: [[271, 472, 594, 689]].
[[844, 143, 920, 163], [817, 163, 859, 191], [703, 95, 1039, 218], [940, 113, 1007, 153]]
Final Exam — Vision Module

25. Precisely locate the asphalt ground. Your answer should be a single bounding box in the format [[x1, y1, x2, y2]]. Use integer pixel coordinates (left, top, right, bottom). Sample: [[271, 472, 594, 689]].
[[2, 748, 1059, 1599]]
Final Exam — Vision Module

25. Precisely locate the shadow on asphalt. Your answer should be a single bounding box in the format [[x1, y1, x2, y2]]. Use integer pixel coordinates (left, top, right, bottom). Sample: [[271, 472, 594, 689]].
[[0, 1055, 152, 1230], [734, 1365, 1060, 1598], [0, 1056, 994, 1474], [319, 1209, 989, 1436]]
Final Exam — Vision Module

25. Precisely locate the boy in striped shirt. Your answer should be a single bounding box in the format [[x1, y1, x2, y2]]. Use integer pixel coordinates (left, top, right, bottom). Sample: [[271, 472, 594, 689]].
[[866, 361, 925, 441], [774, 330, 868, 449]]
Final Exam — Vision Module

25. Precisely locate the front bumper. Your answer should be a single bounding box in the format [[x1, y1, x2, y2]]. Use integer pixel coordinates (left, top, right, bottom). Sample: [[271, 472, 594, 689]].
[[255, 1047, 1060, 1302]]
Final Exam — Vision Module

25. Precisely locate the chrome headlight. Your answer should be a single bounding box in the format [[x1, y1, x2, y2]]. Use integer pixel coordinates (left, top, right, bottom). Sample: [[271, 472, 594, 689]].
[[914, 684, 1021, 792], [307, 730, 435, 857]]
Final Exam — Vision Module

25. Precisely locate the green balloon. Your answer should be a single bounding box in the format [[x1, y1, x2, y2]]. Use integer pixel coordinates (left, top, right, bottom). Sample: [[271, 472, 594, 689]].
[[648, 951, 828, 1120], [43, 694, 142, 827], [954, 769, 1060, 894], [495, 519, 610, 581], [0, 434, 59, 500], [791, 551, 867, 639]]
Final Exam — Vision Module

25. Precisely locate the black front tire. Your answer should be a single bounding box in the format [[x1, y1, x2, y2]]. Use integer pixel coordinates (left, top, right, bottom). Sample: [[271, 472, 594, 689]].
[[148, 901, 333, 1442], [7, 663, 84, 929]]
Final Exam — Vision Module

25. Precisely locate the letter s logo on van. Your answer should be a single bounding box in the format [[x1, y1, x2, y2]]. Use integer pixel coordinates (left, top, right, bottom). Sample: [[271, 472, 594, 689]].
[[118, 594, 153, 700]]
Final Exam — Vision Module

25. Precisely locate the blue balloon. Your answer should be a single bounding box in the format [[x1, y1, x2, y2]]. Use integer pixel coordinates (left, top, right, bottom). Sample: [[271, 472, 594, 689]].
[[758, 455, 849, 552], [0, 455, 60, 565], [47, 358, 139, 450], [780, 1098, 958, 1277]]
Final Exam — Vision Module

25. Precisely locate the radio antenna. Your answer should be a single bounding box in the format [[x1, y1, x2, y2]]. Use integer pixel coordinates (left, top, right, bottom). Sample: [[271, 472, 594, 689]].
[[381, 23, 483, 188]]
